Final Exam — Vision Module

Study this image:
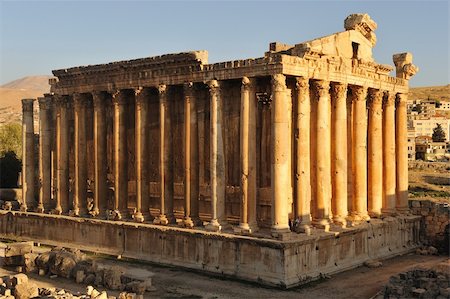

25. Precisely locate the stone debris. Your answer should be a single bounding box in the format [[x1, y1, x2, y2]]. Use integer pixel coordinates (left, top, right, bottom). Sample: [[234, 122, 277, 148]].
[[374, 260, 450, 299], [416, 245, 440, 256], [2, 244, 155, 297], [364, 260, 383, 268]]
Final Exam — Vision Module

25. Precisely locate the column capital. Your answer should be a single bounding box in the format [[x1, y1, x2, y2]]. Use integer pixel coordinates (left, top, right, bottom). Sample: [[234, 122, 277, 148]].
[[135, 87, 151, 105], [241, 76, 254, 91], [158, 84, 167, 94], [396, 93, 408, 107], [22, 99, 35, 112], [383, 91, 396, 107], [295, 77, 309, 90], [311, 80, 330, 98], [73, 92, 90, 108], [271, 74, 286, 92], [111, 90, 128, 105], [184, 82, 195, 96], [330, 82, 348, 100], [92, 91, 108, 108], [54, 95, 70, 108], [349, 85, 367, 101], [368, 89, 383, 106], [207, 80, 220, 94], [38, 96, 53, 110]]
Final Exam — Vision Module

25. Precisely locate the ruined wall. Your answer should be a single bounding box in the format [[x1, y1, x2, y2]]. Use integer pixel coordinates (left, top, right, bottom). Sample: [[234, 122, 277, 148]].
[[409, 199, 449, 253]]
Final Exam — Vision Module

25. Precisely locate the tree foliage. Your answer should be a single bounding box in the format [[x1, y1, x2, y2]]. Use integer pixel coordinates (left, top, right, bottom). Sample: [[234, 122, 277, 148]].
[[0, 122, 22, 160], [432, 123, 446, 142]]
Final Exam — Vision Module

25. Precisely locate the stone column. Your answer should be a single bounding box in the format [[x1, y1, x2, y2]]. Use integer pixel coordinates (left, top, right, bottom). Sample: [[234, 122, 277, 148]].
[[382, 92, 396, 215], [38, 96, 53, 213], [350, 85, 370, 222], [311, 80, 331, 231], [21, 99, 35, 211], [368, 89, 383, 217], [73, 93, 88, 216], [396, 93, 409, 213], [55, 95, 70, 214], [270, 74, 291, 235], [93, 91, 108, 217], [331, 82, 348, 227], [235, 77, 258, 234], [134, 88, 149, 223], [206, 80, 226, 232], [292, 77, 311, 234], [112, 90, 130, 220], [154, 84, 176, 225], [182, 82, 201, 228]]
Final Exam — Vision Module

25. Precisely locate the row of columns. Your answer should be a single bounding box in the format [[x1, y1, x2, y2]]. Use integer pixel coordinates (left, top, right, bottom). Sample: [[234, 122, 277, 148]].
[[22, 74, 409, 235]]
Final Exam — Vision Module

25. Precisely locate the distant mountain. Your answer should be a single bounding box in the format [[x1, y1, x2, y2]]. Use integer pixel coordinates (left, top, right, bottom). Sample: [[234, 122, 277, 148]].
[[409, 84, 449, 102]]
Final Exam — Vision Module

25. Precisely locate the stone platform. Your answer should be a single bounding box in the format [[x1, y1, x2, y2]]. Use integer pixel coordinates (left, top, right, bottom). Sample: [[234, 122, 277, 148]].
[[0, 211, 420, 288]]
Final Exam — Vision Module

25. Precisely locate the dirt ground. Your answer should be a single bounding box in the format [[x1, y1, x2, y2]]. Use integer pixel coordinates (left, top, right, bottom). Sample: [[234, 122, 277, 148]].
[[409, 161, 450, 201], [0, 252, 447, 299]]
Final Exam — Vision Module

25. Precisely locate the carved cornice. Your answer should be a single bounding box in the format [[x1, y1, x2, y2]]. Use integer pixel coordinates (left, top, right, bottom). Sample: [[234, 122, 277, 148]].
[[349, 85, 367, 102], [271, 74, 286, 92], [330, 82, 347, 101], [311, 80, 330, 99]]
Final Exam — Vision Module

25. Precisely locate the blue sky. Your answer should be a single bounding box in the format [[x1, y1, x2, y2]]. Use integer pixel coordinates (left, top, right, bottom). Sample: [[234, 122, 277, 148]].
[[0, 0, 448, 87]]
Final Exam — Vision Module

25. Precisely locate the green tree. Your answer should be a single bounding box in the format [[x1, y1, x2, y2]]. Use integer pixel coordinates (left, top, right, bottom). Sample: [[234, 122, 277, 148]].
[[432, 123, 446, 142], [0, 122, 22, 160]]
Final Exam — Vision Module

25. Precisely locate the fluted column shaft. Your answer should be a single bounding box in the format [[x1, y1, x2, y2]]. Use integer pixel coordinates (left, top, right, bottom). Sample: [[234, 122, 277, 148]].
[[331, 82, 348, 227], [93, 91, 108, 217], [350, 85, 370, 221], [206, 80, 226, 232], [382, 92, 396, 215], [293, 77, 311, 234], [134, 88, 149, 222], [154, 84, 175, 225], [21, 99, 35, 211], [312, 80, 331, 230], [236, 77, 257, 234], [73, 93, 88, 216], [112, 90, 129, 219], [368, 89, 383, 217], [55, 96, 70, 214], [396, 93, 409, 212], [270, 74, 291, 235], [38, 96, 53, 213]]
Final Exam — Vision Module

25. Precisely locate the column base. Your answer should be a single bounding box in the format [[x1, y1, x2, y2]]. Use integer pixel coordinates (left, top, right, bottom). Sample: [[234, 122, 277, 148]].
[[88, 208, 100, 218], [50, 207, 63, 215], [233, 222, 258, 235], [293, 223, 312, 235], [36, 205, 45, 213], [180, 217, 194, 228], [396, 207, 410, 215], [369, 210, 382, 218], [132, 211, 145, 223], [312, 219, 330, 232], [19, 205, 28, 212], [270, 225, 291, 240], [347, 213, 370, 226], [332, 215, 347, 228], [205, 219, 221, 232], [153, 214, 169, 225], [381, 208, 397, 217]]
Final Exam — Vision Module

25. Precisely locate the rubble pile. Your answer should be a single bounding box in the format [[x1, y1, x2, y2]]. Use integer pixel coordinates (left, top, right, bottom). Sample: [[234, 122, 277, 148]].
[[2, 242, 154, 298], [375, 260, 450, 299]]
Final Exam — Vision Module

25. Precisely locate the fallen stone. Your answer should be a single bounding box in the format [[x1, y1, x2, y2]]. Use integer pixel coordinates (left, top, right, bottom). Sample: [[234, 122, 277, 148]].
[[76, 270, 86, 284], [427, 246, 439, 255], [12, 273, 28, 286], [4, 242, 33, 258], [364, 260, 383, 268], [84, 273, 96, 285], [103, 266, 124, 290], [49, 250, 78, 278], [440, 287, 450, 297], [14, 281, 39, 299], [36, 250, 57, 272], [23, 252, 38, 273], [50, 274, 58, 279], [38, 268, 46, 276]]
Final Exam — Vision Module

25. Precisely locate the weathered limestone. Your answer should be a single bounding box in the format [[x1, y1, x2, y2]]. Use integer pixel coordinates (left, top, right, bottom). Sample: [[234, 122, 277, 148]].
[[270, 74, 291, 235], [92, 91, 108, 217], [367, 89, 383, 217], [55, 95, 70, 214], [350, 85, 370, 222], [395, 93, 409, 213], [293, 77, 311, 234], [37, 96, 53, 213], [331, 82, 348, 227], [112, 90, 130, 220], [312, 80, 331, 231], [73, 93, 88, 216], [134, 88, 149, 223], [236, 77, 257, 234], [382, 92, 397, 215], [21, 99, 35, 212], [206, 80, 226, 232], [154, 84, 175, 225]]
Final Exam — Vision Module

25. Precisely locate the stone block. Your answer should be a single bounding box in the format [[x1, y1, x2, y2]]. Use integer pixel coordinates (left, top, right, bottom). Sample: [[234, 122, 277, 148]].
[[421, 201, 431, 208], [4, 242, 33, 258], [12, 274, 28, 286], [23, 253, 37, 273], [440, 287, 450, 297], [411, 201, 421, 208], [14, 282, 39, 299], [76, 270, 85, 284]]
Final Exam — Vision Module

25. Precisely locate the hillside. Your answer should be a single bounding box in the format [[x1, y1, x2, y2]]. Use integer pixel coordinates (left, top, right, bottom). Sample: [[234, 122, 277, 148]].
[[409, 84, 450, 102], [0, 76, 51, 124]]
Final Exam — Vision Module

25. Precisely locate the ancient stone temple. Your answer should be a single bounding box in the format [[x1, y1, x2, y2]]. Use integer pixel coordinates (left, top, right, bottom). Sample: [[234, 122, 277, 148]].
[[4, 14, 421, 287]]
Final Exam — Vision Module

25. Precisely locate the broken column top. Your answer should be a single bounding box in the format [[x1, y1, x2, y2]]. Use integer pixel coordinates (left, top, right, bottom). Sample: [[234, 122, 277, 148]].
[[344, 13, 377, 45]]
